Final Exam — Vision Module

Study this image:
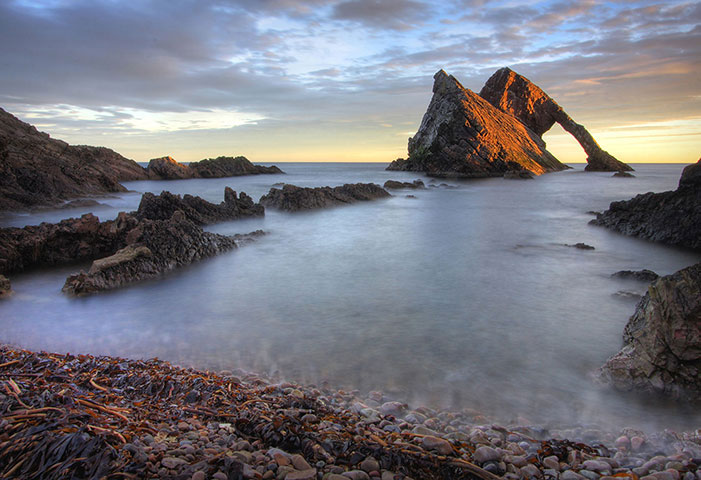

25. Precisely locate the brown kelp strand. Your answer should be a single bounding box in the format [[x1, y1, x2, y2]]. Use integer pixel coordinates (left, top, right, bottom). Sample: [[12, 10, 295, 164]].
[[1, 346, 700, 480]]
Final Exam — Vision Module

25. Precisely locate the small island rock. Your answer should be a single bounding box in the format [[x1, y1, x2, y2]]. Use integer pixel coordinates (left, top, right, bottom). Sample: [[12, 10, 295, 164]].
[[259, 183, 390, 212]]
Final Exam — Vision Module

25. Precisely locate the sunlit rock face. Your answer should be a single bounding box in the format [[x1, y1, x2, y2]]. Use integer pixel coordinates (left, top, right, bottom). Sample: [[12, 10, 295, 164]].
[[480, 67, 633, 172], [0, 107, 148, 210], [387, 70, 567, 177], [597, 262, 701, 401]]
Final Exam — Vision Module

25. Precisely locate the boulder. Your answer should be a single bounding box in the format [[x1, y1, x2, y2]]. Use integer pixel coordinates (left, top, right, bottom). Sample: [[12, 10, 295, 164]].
[[387, 70, 567, 178], [480, 68, 633, 172], [259, 183, 390, 212], [590, 160, 701, 250], [383, 179, 425, 189], [0, 107, 148, 210], [597, 262, 701, 401]]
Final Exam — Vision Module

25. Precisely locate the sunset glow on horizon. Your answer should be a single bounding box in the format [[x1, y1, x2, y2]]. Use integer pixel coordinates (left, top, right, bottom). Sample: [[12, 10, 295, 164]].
[[1, 0, 698, 165]]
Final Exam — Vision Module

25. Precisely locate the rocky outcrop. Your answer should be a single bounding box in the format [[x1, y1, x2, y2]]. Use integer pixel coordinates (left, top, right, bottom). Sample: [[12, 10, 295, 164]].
[[383, 180, 425, 189], [146, 156, 193, 179], [0, 107, 148, 210], [146, 155, 283, 180], [597, 262, 701, 401], [260, 183, 390, 212], [480, 68, 633, 172], [612, 270, 660, 282], [0, 188, 263, 282], [62, 211, 238, 295], [590, 160, 701, 250], [136, 187, 263, 225], [0, 274, 11, 297], [387, 70, 567, 178]]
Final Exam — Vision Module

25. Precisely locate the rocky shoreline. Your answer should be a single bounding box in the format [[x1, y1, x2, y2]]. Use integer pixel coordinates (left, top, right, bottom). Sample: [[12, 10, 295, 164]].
[[1, 345, 700, 480]]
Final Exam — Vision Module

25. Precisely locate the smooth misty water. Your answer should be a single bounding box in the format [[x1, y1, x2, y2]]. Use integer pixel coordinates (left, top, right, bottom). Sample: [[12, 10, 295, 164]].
[[1, 163, 699, 432]]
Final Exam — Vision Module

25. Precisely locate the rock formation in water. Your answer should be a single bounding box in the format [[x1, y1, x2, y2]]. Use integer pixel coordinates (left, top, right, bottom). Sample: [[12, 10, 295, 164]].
[[597, 262, 701, 401], [387, 70, 567, 178], [136, 187, 263, 225], [612, 270, 659, 282], [383, 179, 426, 189], [590, 159, 701, 250], [260, 183, 390, 212], [0, 188, 265, 294], [479, 68, 633, 172], [0, 107, 148, 210], [62, 210, 239, 295], [146, 155, 283, 180]]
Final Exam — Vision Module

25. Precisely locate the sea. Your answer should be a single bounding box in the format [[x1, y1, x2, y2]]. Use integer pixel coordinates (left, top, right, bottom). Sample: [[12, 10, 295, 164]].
[[1, 162, 699, 434]]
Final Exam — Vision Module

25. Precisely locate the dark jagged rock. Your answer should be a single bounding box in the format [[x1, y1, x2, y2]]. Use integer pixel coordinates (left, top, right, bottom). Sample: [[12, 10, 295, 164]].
[[612, 270, 660, 282], [190, 156, 284, 177], [136, 187, 263, 225], [62, 211, 238, 295], [590, 160, 701, 250], [613, 171, 635, 178], [387, 70, 567, 178], [597, 262, 701, 401], [0, 212, 138, 276], [566, 243, 595, 250], [0, 274, 11, 297], [146, 155, 283, 180], [260, 183, 390, 212], [383, 179, 425, 189], [0, 189, 264, 294], [480, 68, 633, 172], [0, 107, 148, 210]]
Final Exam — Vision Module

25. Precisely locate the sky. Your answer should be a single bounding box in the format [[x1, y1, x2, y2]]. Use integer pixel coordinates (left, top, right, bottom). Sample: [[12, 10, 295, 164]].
[[0, 0, 698, 164]]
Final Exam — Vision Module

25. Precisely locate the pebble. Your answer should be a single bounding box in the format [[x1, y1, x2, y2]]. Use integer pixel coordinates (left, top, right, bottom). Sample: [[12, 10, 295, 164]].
[[191, 472, 206, 480], [285, 469, 317, 480], [473, 445, 501, 463], [422, 435, 453, 455], [342, 471, 371, 480], [543, 455, 560, 470], [360, 457, 380, 473], [291, 454, 312, 471]]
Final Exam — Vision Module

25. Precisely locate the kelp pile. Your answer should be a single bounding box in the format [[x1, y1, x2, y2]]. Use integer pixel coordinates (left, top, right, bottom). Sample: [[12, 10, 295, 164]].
[[1, 346, 699, 480]]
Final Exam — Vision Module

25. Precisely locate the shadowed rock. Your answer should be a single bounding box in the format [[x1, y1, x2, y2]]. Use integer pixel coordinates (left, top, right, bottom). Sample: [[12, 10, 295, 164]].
[[612, 270, 659, 282], [146, 155, 283, 180], [480, 68, 633, 172], [0, 107, 148, 210], [597, 262, 701, 401], [0, 274, 11, 297], [383, 179, 425, 189], [590, 159, 701, 250], [387, 70, 567, 178], [260, 183, 390, 211]]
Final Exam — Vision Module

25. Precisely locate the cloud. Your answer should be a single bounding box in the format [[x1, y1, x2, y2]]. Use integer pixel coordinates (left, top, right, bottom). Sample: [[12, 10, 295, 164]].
[[331, 0, 431, 30]]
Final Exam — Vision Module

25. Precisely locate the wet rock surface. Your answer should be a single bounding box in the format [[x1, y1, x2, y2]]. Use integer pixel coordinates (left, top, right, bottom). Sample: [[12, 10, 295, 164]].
[[598, 262, 701, 401], [479, 68, 633, 173], [0, 188, 265, 293], [146, 155, 283, 180], [260, 183, 390, 211], [1, 346, 700, 480], [0, 107, 148, 210], [387, 70, 568, 178], [612, 270, 660, 282], [590, 160, 701, 250]]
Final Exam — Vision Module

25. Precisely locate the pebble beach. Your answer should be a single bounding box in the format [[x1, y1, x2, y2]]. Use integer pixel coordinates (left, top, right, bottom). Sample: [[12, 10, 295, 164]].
[[1, 345, 699, 480]]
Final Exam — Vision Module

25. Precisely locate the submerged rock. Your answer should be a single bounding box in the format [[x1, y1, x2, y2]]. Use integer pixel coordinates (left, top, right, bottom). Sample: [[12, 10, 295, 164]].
[[0, 107, 148, 210], [387, 70, 568, 178], [612, 270, 660, 282], [597, 262, 701, 401], [383, 179, 426, 189], [146, 155, 283, 180], [480, 68, 633, 172], [590, 159, 701, 250], [259, 183, 390, 211]]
